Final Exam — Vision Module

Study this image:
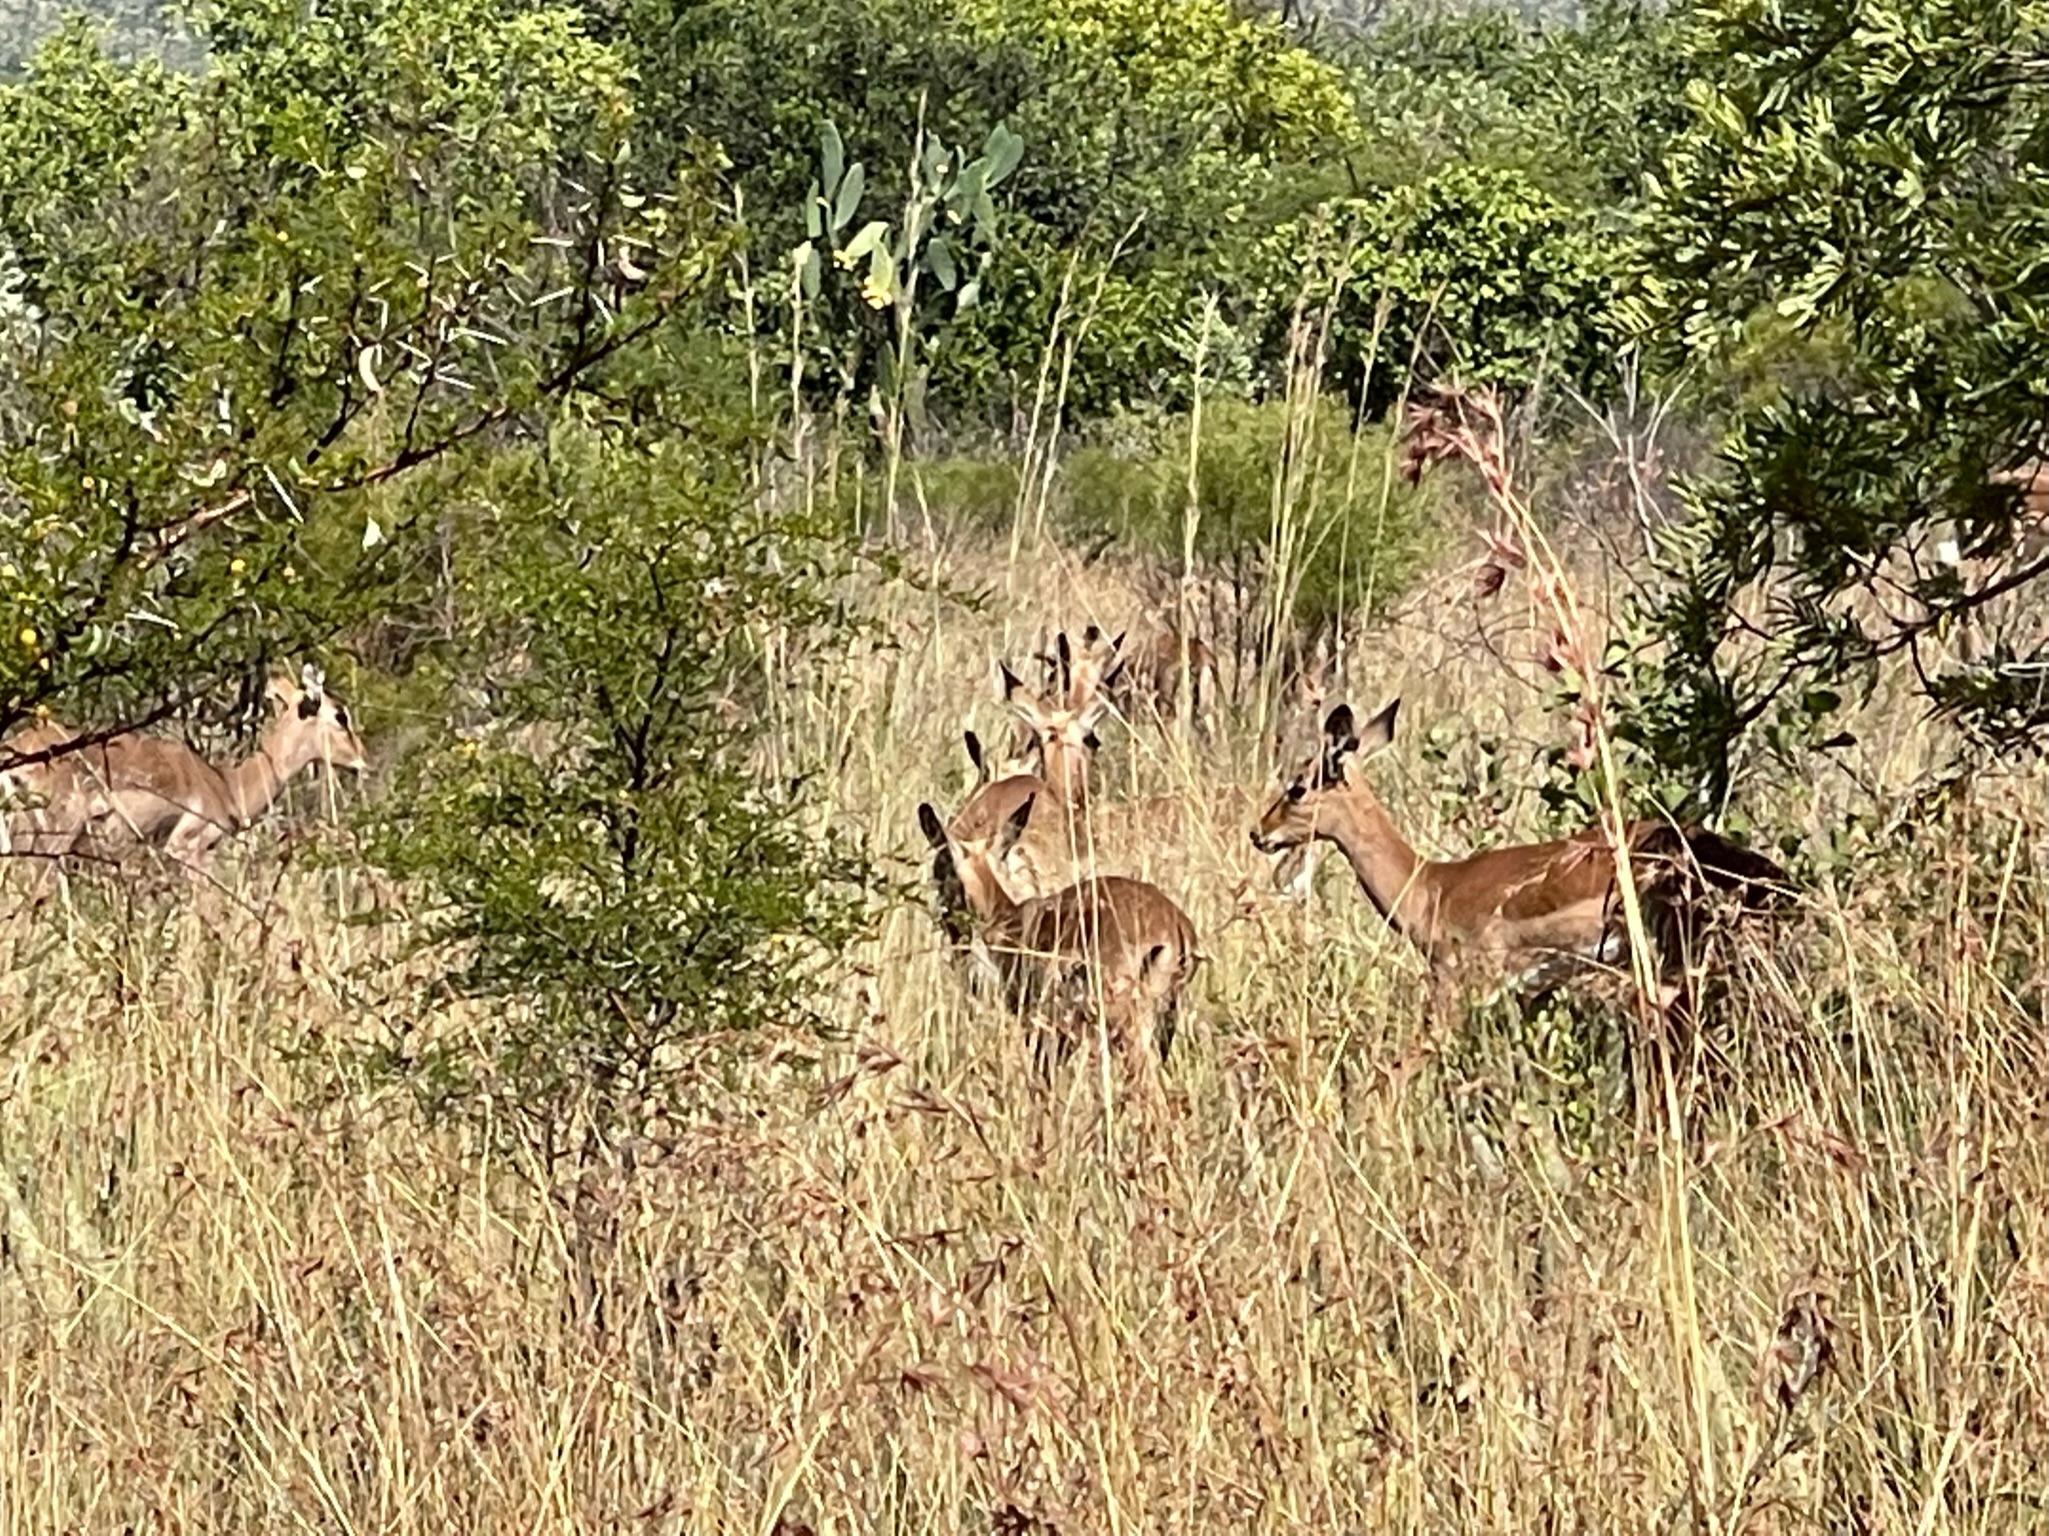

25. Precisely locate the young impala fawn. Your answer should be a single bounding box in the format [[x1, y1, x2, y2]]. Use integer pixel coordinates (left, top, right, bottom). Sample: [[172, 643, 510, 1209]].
[[1252, 700, 1789, 1023], [919, 793, 1201, 1070], [2, 665, 368, 877]]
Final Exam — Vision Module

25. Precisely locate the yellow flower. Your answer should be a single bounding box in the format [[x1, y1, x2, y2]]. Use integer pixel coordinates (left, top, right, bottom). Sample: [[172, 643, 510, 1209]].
[[17, 626, 36, 649], [282, 565, 298, 582], [230, 557, 247, 576]]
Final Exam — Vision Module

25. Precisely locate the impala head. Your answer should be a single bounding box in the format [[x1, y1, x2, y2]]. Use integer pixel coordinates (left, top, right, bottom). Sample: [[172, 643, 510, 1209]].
[[1057, 626, 1125, 708], [1000, 662, 1109, 802], [265, 663, 369, 777], [1251, 698, 1399, 854], [918, 792, 1032, 937]]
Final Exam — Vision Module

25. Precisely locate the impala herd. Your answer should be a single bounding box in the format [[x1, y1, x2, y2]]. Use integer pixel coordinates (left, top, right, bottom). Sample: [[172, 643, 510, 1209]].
[[1, 637, 1791, 1082], [919, 626, 1790, 1082]]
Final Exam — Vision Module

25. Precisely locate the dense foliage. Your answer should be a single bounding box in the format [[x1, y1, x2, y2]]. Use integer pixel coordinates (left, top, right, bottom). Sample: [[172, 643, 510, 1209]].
[[0, 0, 864, 1147], [1624, 0, 2049, 805]]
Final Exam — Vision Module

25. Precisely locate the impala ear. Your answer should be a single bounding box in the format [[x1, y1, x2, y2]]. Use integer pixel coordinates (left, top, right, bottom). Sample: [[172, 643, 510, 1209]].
[[1000, 662, 1046, 723], [1055, 632, 1074, 696], [963, 731, 988, 780], [1321, 703, 1361, 780], [917, 802, 949, 851], [1357, 696, 1400, 753], [999, 792, 1036, 854]]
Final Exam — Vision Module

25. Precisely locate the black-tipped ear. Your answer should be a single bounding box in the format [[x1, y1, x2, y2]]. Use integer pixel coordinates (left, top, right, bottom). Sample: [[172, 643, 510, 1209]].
[[1055, 632, 1074, 694], [1107, 629, 1126, 657], [297, 692, 321, 720], [963, 731, 987, 778], [917, 803, 949, 850], [1323, 704, 1357, 744], [998, 661, 1027, 700], [1000, 792, 1036, 851], [1358, 697, 1401, 753]]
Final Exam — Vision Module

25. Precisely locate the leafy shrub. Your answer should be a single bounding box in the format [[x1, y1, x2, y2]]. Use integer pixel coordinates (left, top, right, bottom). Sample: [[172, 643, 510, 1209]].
[[363, 419, 870, 1159], [1622, 0, 2049, 805], [0, 0, 658, 734], [618, 0, 1355, 421], [1064, 396, 1438, 655], [1341, 0, 1689, 207], [1277, 164, 1624, 418]]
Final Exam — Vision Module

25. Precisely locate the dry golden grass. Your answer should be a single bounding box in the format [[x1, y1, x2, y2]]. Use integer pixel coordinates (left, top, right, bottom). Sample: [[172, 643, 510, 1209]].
[[4, 529, 2047, 1534]]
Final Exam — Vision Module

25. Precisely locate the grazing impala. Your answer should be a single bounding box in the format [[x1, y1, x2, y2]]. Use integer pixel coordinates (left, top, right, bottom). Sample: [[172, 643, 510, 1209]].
[[2, 665, 367, 874], [1252, 701, 1789, 1018], [919, 793, 1201, 1069]]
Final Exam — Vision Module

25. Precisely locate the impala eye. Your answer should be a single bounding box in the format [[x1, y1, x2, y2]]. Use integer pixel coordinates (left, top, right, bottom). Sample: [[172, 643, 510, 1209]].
[[1083, 732, 1101, 752], [333, 706, 350, 728], [1285, 783, 1306, 803]]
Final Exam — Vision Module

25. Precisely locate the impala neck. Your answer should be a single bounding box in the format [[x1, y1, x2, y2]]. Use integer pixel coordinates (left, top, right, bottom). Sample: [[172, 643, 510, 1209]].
[[1041, 743, 1092, 808], [1321, 786, 1427, 943], [223, 719, 303, 830], [956, 846, 1024, 939]]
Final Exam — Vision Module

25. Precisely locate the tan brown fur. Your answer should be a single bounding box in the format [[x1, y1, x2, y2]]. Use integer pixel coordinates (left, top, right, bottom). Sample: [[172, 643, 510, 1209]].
[[1253, 700, 1789, 1016], [2, 666, 367, 876], [920, 794, 1201, 1071]]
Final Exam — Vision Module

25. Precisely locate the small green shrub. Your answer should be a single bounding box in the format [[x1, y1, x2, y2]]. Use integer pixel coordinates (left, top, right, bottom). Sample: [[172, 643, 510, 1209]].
[[361, 421, 871, 1161], [1064, 396, 1440, 650], [1281, 165, 1624, 418]]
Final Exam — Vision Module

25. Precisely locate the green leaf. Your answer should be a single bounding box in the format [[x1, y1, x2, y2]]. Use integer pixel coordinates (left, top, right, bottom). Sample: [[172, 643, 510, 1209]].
[[832, 162, 865, 233], [803, 180, 823, 241], [819, 120, 844, 196], [927, 235, 957, 291], [841, 220, 889, 262], [866, 243, 895, 306], [983, 124, 1024, 187]]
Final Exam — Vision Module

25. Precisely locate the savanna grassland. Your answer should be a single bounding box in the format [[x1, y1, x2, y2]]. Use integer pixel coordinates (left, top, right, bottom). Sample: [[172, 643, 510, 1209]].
[[7, 0, 2049, 1528], [4, 485, 2046, 1531]]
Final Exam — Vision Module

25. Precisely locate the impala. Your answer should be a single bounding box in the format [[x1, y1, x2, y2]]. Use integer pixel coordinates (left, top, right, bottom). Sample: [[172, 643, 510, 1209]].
[[1079, 622, 1215, 735], [948, 659, 1114, 900], [918, 792, 1201, 1070], [1252, 700, 1789, 1019], [2, 665, 368, 875]]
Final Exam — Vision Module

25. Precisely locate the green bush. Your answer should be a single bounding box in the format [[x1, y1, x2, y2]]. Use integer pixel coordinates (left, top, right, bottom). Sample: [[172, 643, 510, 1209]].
[[1277, 164, 1624, 419], [362, 420, 870, 1158], [1064, 396, 1437, 649], [616, 0, 1355, 422]]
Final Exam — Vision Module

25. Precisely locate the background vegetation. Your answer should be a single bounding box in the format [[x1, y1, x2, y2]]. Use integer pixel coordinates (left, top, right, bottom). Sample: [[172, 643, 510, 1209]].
[[4, 0, 2047, 1527]]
